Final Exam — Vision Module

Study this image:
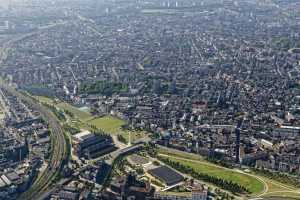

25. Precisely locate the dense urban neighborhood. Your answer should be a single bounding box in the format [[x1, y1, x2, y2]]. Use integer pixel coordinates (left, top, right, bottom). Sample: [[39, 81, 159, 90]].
[[0, 0, 299, 200]]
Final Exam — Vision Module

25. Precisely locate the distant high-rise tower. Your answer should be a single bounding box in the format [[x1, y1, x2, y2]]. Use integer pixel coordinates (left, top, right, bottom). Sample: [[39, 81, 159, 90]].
[[235, 118, 244, 163], [208, 135, 214, 158]]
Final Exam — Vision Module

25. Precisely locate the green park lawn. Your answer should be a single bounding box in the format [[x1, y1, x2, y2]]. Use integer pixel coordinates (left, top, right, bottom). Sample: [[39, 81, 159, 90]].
[[56, 102, 92, 121], [34, 96, 147, 143], [159, 153, 265, 194], [158, 146, 205, 161], [35, 96, 92, 121], [35, 96, 54, 104], [87, 116, 147, 143], [87, 116, 125, 134]]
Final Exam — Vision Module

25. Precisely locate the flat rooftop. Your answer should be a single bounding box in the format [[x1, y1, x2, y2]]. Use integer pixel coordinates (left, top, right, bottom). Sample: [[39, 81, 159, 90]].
[[72, 130, 93, 141], [148, 166, 184, 186]]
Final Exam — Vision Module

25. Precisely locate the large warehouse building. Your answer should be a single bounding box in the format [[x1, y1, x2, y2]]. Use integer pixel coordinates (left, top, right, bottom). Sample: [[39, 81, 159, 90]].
[[148, 166, 184, 186], [72, 130, 116, 159]]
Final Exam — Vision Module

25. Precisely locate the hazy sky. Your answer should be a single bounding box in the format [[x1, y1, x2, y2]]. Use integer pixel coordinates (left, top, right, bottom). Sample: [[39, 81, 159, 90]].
[[0, 0, 9, 8], [0, 0, 33, 8], [0, 0, 9, 4]]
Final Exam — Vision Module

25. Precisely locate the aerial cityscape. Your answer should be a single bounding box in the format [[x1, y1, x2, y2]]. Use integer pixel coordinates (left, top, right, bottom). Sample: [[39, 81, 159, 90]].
[[0, 0, 299, 200]]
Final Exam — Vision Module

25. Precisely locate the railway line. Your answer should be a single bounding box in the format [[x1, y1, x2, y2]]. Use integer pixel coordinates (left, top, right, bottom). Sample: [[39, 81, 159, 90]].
[[0, 84, 68, 200], [0, 21, 71, 200]]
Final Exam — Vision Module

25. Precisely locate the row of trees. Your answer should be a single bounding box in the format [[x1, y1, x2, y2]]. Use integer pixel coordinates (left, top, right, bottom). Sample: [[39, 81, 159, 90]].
[[42, 103, 66, 121], [63, 109, 74, 118], [62, 124, 80, 135], [117, 134, 127, 144], [215, 188, 235, 200], [158, 156, 249, 194], [79, 80, 128, 96], [206, 157, 233, 168]]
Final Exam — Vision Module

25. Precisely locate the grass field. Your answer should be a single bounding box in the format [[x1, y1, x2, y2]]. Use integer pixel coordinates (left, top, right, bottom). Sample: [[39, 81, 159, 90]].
[[161, 155, 264, 194], [141, 9, 177, 14], [262, 179, 300, 199], [158, 192, 191, 197], [158, 147, 265, 195], [264, 192, 300, 200], [158, 146, 205, 161], [35, 96, 93, 121], [34, 96, 148, 143], [87, 116, 147, 143], [266, 180, 290, 192], [87, 116, 125, 134], [35, 96, 54, 104], [56, 102, 92, 121], [0, 109, 4, 125], [158, 147, 300, 199]]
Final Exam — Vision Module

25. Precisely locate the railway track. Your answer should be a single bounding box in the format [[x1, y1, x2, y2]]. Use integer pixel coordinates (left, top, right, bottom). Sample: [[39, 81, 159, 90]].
[[0, 85, 68, 200], [0, 21, 71, 200]]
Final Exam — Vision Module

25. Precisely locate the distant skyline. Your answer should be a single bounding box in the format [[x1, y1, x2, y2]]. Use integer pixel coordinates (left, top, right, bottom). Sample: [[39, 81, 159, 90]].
[[0, 0, 28, 8]]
